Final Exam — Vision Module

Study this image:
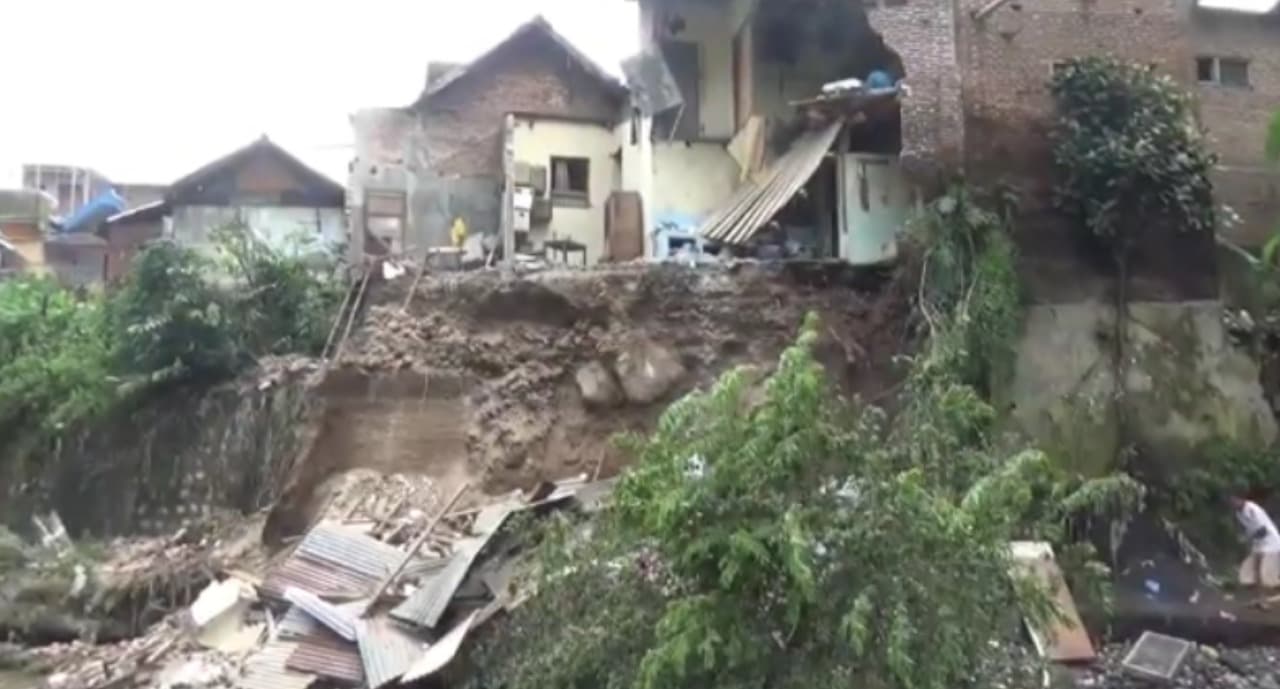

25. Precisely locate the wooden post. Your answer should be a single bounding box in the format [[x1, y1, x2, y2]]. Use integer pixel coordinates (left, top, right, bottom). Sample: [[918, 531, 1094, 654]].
[[361, 483, 469, 617], [501, 114, 516, 267]]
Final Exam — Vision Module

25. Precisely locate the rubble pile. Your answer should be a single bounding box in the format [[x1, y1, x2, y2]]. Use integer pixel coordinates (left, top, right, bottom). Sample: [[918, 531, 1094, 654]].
[[1078, 643, 1280, 688]]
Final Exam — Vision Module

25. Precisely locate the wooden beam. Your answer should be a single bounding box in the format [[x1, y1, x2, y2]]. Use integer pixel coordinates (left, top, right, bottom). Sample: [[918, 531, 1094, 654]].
[[501, 114, 516, 267], [361, 483, 469, 617], [972, 0, 1014, 21]]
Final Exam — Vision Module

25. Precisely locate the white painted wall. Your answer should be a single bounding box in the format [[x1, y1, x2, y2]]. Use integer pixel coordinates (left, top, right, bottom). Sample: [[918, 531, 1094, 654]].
[[839, 153, 914, 265], [171, 205, 345, 257], [512, 116, 618, 265], [652, 141, 740, 222]]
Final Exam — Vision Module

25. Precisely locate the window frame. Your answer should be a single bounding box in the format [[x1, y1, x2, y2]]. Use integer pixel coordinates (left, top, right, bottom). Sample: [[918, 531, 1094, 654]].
[[1197, 55, 1251, 89], [549, 156, 591, 208], [364, 189, 407, 254]]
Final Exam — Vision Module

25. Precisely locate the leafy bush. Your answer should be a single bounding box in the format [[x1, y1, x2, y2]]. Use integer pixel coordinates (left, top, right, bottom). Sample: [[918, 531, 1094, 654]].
[[0, 224, 342, 469], [0, 278, 114, 439], [1050, 57, 1217, 243]]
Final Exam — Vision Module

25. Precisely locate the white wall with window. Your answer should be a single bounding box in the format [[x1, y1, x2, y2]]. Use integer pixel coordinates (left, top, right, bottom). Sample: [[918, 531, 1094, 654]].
[[511, 115, 619, 264]]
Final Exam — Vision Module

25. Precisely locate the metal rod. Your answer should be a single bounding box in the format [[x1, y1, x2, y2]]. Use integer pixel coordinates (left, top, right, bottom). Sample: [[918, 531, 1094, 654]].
[[972, 0, 1014, 21], [361, 483, 470, 617]]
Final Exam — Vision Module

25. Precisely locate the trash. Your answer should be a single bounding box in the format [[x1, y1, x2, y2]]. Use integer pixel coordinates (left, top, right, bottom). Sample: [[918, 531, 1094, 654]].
[[1144, 579, 1161, 595], [1121, 631, 1193, 681]]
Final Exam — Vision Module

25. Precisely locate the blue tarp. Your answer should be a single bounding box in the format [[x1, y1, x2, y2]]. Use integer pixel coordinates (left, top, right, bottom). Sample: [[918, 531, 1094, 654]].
[[57, 190, 127, 234]]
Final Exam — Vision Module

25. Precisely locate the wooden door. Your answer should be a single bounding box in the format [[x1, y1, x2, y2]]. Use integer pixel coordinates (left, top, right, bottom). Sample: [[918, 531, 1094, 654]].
[[605, 192, 644, 262]]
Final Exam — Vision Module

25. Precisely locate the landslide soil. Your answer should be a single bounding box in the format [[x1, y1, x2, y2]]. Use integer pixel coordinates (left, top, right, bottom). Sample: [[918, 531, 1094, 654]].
[[291, 261, 916, 518]]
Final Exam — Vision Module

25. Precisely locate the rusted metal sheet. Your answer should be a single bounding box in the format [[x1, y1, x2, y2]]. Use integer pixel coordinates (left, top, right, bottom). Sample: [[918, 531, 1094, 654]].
[[356, 618, 426, 688], [699, 122, 842, 246], [263, 522, 406, 601], [284, 587, 358, 641], [285, 632, 363, 685], [263, 552, 379, 601], [240, 642, 316, 689], [1009, 541, 1097, 663]]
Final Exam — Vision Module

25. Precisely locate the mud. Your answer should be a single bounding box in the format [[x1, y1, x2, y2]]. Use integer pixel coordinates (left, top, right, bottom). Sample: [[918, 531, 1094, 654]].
[[269, 261, 914, 535]]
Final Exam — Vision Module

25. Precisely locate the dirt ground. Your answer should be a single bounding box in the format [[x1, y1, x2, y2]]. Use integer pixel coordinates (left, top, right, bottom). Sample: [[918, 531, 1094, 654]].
[[267, 261, 915, 534]]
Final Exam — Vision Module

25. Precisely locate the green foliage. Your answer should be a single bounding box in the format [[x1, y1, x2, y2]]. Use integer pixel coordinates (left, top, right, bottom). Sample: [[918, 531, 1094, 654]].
[[0, 278, 114, 439], [0, 226, 341, 468], [1050, 57, 1217, 243], [109, 242, 240, 384]]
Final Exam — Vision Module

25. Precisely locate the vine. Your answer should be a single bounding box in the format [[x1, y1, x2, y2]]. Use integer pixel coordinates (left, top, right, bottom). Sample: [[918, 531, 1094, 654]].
[[1049, 57, 1218, 465]]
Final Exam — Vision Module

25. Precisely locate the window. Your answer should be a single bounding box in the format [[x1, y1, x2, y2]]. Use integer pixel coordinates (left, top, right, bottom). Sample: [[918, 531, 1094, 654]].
[[550, 157, 590, 207], [1197, 56, 1250, 88], [365, 189, 406, 255]]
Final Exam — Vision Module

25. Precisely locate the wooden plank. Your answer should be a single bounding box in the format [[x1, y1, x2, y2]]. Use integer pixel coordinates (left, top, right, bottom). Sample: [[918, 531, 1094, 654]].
[[1009, 541, 1097, 663]]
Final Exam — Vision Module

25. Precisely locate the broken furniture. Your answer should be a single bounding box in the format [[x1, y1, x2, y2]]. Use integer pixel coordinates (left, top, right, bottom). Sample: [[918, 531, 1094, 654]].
[[543, 238, 588, 267]]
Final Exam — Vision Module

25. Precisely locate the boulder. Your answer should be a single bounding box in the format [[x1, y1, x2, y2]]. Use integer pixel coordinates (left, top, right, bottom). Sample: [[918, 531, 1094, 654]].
[[614, 340, 686, 404], [575, 361, 621, 407]]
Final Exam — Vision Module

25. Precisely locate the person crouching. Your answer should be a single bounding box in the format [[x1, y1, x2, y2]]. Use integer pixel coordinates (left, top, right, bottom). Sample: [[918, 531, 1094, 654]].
[[1231, 494, 1280, 589]]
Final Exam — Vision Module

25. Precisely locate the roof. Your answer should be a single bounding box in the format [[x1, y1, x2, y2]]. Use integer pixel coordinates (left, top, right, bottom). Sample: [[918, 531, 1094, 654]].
[[104, 200, 170, 227], [699, 121, 843, 246], [411, 16, 625, 109], [165, 136, 345, 206], [45, 232, 108, 248]]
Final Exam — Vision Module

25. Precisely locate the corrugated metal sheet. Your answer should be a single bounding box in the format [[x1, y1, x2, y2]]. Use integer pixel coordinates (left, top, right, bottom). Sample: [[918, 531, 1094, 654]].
[[284, 587, 357, 641], [402, 611, 479, 682], [355, 618, 426, 688], [239, 642, 315, 689], [278, 605, 321, 640], [285, 633, 363, 685], [391, 538, 486, 629], [699, 122, 843, 246], [297, 522, 404, 580]]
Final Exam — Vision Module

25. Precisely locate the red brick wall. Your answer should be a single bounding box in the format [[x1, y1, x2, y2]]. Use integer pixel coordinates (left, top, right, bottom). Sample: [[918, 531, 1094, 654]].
[[416, 31, 623, 179], [955, 0, 1192, 204], [868, 0, 965, 179]]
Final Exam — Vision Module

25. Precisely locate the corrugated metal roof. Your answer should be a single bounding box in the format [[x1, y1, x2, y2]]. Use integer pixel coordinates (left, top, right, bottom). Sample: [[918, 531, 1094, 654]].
[[356, 618, 426, 688], [262, 554, 377, 600], [699, 121, 843, 246], [284, 587, 358, 641], [391, 537, 486, 629], [286, 633, 364, 685], [278, 605, 322, 640], [239, 642, 316, 689], [297, 522, 404, 580]]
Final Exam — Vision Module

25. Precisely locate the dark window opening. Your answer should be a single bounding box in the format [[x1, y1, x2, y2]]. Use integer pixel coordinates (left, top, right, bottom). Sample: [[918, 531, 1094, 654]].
[[550, 157, 590, 207], [1198, 56, 1250, 88]]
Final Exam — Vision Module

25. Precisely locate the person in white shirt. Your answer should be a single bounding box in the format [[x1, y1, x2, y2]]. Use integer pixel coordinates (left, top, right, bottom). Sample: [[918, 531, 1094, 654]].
[[1231, 495, 1280, 589]]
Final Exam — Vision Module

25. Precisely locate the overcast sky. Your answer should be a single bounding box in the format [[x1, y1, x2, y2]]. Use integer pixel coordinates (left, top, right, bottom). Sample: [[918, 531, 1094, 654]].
[[0, 0, 638, 187], [0, 0, 1267, 189]]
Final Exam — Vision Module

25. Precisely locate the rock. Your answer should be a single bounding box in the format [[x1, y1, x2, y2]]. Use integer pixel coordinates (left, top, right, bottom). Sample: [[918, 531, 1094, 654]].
[[575, 361, 621, 407], [614, 340, 686, 404]]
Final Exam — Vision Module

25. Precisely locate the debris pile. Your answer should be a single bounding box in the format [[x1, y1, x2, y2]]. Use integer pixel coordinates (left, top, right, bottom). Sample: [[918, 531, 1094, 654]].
[[8, 474, 612, 689], [1079, 642, 1280, 688]]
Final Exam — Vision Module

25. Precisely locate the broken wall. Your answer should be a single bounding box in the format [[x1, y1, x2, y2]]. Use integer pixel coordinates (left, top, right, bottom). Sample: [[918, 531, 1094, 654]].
[[867, 0, 965, 178], [1011, 300, 1276, 476]]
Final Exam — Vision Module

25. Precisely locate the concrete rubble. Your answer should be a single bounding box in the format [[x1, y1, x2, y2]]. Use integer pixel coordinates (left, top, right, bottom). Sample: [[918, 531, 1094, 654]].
[[4, 473, 614, 689]]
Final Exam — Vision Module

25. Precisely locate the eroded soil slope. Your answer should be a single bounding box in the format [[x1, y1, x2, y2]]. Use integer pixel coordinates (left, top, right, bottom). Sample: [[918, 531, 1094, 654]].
[[309, 261, 915, 499]]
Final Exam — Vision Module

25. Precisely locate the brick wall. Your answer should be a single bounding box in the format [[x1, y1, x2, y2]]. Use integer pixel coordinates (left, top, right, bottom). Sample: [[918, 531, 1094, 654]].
[[868, 0, 965, 179], [955, 0, 1191, 204], [419, 30, 622, 178], [1193, 9, 1280, 246]]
